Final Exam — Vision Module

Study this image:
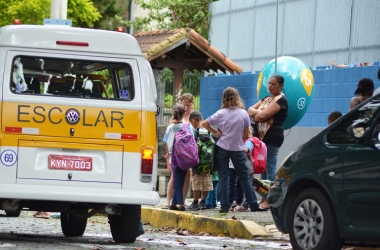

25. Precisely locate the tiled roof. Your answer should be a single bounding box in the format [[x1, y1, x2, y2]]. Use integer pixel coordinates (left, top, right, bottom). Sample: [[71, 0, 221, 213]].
[[133, 28, 243, 74]]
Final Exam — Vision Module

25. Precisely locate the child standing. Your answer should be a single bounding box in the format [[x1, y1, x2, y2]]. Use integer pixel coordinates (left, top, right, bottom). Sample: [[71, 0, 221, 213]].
[[163, 104, 187, 211], [187, 111, 214, 210]]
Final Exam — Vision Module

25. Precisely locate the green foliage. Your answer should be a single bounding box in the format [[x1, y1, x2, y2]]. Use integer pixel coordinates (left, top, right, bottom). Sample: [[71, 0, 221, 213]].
[[0, 0, 101, 27], [92, 0, 129, 30], [0, 0, 51, 26], [164, 93, 173, 108], [122, 0, 218, 38], [68, 0, 101, 27]]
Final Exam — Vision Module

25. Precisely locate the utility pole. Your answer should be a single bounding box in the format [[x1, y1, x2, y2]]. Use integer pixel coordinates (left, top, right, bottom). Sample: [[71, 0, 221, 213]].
[[50, 0, 68, 19]]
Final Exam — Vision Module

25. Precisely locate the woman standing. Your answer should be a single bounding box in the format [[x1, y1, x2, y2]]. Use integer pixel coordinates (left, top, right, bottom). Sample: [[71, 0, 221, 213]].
[[248, 75, 288, 208], [202, 87, 267, 213]]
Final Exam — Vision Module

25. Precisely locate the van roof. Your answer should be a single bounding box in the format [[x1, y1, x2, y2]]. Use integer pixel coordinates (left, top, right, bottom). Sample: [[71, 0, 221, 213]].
[[0, 25, 143, 56]]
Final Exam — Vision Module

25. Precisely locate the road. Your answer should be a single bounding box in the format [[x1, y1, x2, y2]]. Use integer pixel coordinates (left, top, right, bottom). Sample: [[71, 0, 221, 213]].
[[0, 211, 292, 249]]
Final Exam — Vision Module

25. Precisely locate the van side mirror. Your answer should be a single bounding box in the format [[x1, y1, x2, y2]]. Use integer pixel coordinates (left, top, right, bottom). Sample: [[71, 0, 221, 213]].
[[349, 122, 367, 139]]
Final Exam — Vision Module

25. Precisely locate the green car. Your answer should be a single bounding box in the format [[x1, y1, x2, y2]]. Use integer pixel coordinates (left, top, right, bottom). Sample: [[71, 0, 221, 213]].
[[268, 94, 380, 250]]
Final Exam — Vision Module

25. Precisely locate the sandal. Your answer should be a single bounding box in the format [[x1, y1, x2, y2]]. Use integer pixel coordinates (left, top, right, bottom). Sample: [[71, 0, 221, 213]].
[[260, 200, 270, 209], [234, 205, 248, 211], [169, 205, 178, 210], [251, 206, 268, 212], [161, 205, 169, 209]]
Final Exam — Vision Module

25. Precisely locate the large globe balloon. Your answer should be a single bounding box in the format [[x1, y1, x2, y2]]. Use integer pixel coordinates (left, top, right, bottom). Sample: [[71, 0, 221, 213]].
[[257, 56, 314, 130]]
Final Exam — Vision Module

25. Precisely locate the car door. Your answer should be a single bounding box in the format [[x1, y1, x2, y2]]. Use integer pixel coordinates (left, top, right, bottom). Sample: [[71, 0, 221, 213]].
[[343, 106, 380, 229]]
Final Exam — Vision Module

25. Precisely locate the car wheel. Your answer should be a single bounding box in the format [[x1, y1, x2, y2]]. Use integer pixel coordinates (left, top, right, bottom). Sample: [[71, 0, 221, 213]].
[[108, 204, 141, 243], [5, 209, 21, 217], [289, 188, 343, 250], [60, 212, 88, 237]]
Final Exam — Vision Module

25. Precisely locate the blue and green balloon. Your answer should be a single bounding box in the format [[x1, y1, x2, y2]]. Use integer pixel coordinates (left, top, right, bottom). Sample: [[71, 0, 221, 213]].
[[257, 56, 315, 130]]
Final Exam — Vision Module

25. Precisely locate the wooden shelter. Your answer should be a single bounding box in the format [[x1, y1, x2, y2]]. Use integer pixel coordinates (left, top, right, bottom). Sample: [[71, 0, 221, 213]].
[[133, 28, 243, 101]]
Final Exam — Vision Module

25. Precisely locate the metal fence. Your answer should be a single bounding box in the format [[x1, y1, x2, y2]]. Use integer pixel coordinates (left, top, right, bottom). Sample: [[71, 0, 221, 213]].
[[155, 69, 201, 126]]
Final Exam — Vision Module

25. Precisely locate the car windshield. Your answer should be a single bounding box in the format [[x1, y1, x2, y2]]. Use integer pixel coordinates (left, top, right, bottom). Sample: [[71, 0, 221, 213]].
[[326, 95, 380, 144]]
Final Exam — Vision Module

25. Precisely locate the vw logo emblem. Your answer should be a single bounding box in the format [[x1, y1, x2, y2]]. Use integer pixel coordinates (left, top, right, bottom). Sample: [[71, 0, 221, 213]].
[[65, 108, 80, 125]]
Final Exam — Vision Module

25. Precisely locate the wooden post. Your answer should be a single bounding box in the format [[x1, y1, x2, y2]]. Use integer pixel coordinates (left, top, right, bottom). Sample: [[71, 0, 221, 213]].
[[153, 69, 164, 125], [173, 68, 184, 104]]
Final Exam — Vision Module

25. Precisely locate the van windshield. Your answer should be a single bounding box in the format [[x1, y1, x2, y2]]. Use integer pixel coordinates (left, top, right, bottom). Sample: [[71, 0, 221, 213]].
[[11, 56, 134, 100]]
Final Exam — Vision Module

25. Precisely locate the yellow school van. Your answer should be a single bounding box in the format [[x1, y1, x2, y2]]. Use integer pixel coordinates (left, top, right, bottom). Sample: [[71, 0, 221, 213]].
[[0, 24, 159, 243]]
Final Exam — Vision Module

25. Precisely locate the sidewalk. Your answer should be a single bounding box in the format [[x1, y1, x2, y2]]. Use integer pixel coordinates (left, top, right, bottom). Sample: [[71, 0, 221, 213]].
[[142, 197, 289, 241]]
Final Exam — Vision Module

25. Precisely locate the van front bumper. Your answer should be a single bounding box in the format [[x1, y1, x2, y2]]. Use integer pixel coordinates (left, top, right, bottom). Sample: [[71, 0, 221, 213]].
[[0, 184, 160, 206]]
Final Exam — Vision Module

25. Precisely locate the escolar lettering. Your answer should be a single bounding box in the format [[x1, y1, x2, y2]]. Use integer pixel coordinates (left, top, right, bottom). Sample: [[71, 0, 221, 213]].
[[17, 105, 124, 128]]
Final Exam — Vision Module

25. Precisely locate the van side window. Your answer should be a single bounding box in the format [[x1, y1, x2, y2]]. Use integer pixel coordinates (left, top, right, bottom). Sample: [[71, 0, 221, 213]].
[[10, 56, 134, 101]]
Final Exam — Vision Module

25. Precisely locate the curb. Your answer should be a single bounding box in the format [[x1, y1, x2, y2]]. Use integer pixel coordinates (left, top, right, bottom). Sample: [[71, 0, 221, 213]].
[[141, 207, 267, 239]]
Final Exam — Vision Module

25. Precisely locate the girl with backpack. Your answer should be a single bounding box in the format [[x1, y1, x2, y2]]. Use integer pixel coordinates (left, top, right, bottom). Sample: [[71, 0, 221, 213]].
[[163, 104, 188, 211], [202, 87, 268, 213], [162, 93, 194, 209]]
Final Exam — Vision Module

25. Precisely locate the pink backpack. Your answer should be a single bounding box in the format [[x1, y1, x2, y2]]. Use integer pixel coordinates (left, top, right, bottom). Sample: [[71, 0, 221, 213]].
[[171, 123, 199, 170], [246, 137, 267, 174]]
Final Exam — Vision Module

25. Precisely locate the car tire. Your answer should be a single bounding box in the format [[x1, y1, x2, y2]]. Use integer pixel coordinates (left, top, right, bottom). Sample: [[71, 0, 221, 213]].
[[108, 204, 141, 243], [288, 188, 343, 250], [5, 209, 21, 217], [60, 212, 88, 237]]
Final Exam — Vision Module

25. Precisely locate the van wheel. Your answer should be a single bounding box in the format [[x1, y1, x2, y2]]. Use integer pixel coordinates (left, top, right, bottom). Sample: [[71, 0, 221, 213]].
[[289, 188, 343, 250], [5, 209, 21, 217], [108, 205, 141, 243], [60, 212, 88, 237]]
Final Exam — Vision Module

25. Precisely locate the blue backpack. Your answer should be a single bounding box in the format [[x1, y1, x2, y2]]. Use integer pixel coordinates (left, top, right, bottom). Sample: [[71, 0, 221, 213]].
[[171, 123, 199, 170]]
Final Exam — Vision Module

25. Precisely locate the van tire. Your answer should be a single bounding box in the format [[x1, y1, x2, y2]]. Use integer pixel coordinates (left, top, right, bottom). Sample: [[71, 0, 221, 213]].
[[288, 188, 343, 250], [108, 204, 141, 243], [60, 212, 88, 237], [5, 209, 21, 217]]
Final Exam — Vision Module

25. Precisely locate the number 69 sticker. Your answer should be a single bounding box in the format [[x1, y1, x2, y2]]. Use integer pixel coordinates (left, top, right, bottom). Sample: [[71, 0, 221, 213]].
[[1, 150, 17, 167]]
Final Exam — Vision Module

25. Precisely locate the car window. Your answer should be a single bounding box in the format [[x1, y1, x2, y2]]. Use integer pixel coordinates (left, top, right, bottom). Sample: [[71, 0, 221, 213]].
[[11, 56, 134, 101], [327, 98, 380, 144]]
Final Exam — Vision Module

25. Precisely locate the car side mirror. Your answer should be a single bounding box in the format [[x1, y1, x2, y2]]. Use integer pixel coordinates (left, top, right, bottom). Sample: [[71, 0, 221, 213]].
[[349, 122, 367, 139]]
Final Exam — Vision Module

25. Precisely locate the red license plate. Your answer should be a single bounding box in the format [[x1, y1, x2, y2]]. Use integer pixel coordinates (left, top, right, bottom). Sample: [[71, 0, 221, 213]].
[[48, 155, 92, 171]]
